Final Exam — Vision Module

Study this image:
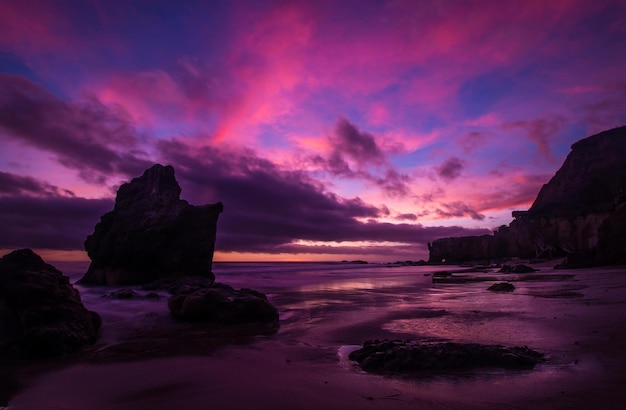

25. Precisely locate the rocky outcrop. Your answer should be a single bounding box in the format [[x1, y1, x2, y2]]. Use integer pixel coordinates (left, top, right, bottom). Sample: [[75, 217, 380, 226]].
[[349, 339, 544, 374], [0, 249, 101, 357], [429, 126, 626, 265], [79, 164, 223, 285], [168, 283, 279, 324], [487, 282, 515, 292]]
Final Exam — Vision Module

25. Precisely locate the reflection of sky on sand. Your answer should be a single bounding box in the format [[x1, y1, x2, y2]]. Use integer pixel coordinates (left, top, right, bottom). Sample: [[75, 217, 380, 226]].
[[11, 262, 626, 409]]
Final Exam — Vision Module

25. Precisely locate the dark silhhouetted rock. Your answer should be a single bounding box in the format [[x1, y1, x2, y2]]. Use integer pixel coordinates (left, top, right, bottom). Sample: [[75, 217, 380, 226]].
[[0, 249, 101, 357], [79, 164, 223, 285], [168, 282, 279, 325], [498, 264, 538, 273], [349, 339, 544, 374], [487, 282, 515, 292]]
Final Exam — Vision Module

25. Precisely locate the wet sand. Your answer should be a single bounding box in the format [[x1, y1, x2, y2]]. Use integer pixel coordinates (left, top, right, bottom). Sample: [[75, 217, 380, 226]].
[[5, 263, 626, 409]]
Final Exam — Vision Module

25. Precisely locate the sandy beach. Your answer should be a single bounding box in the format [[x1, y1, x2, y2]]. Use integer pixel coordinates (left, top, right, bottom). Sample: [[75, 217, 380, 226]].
[[5, 262, 626, 409]]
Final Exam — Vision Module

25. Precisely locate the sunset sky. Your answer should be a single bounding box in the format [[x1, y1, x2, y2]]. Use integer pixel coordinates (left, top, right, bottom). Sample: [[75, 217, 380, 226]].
[[1, 0, 625, 262]]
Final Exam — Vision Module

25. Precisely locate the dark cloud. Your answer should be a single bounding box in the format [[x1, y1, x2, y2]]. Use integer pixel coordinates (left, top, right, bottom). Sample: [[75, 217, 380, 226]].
[[0, 171, 74, 197], [502, 116, 567, 163], [332, 117, 385, 166], [0, 195, 112, 250], [437, 157, 465, 180], [314, 117, 412, 197], [0, 74, 152, 183], [396, 213, 417, 221], [157, 139, 488, 254], [436, 201, 485, 221], [0, 138, 489, 255]]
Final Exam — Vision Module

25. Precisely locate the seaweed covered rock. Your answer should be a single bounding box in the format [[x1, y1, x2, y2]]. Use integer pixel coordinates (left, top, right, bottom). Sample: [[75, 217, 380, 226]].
[[168, 283, 279, 324], [0, 249, 101, 357], [349, 339, 544, 374], [79, 164, 223, 285]]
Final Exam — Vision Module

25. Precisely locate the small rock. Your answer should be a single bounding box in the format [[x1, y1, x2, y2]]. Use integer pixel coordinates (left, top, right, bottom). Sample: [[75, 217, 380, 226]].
[[104, 289, 138, 299], [487, 282, 515, 292], [499, 264, 538, 273]]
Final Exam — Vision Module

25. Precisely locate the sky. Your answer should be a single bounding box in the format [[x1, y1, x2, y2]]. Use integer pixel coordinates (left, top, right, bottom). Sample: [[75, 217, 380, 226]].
[[1, 0, 625, 263]]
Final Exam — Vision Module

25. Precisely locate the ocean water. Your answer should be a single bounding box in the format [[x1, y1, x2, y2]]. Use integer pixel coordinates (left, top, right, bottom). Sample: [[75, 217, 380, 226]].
[[54, 261, 608, 356], [9, 261, 626, 408]]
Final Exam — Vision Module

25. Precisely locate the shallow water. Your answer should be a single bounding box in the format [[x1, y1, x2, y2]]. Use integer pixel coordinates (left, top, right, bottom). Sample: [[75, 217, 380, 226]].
[[8, 262, 626, 409]]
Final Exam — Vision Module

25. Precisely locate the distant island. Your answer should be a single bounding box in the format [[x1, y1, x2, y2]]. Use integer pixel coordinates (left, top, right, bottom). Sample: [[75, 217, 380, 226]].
[[428, 126, 626, 268]]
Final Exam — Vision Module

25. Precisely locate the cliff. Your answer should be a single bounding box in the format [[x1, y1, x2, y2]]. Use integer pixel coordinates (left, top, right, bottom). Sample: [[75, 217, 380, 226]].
[[428, 126, 626, 265], [78, 164, 223, 285]]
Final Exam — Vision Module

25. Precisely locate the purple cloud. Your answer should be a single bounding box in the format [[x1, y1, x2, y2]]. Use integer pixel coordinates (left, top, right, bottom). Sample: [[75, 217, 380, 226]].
[[157, 139, 488, 254], [0, 171, 74, 197], [437, 157, 465, 181], [502, 116, 567, 163], [436, 201, 485, 221], [315, 117, 412, 197], [0, 74, 152, 184], [459, 131, 488, 153], [331, 117, 385, 166]]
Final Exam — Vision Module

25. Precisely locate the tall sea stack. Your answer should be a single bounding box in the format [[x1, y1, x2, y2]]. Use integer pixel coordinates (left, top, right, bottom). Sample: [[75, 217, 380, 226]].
[[78, 164, 223, 285]]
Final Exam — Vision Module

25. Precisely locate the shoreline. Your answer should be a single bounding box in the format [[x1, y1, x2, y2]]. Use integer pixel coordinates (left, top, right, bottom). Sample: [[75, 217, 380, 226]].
[[4, 264, 626, 409]]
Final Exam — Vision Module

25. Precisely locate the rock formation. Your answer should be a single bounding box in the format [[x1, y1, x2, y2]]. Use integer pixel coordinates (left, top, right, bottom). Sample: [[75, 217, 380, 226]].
[[487, 282, 515, 292], [79, 164, 223, 285], [349, 339, 544, 374], [168, 283, 279, 324], [0, 249, 101, 357], [143, 275, 280, 324], [428, 126, 626, 266]]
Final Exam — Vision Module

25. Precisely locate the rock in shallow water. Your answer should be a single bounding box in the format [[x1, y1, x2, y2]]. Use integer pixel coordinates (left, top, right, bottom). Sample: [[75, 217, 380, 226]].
[[349, 339, 544, 374], [499, 264, 538, 273], [79, 164, 223, 286], [487, 282, 515, 292], [168, 282, 279, 324], [0, 249, 101, 358]]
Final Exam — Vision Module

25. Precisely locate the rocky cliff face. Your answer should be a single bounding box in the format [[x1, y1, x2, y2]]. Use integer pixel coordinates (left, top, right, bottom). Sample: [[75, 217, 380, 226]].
[[79, 164, 223, 285], [428, 126, 626, 265]]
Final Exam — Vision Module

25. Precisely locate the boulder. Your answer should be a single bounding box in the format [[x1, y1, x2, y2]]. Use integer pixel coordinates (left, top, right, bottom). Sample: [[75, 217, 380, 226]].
[[349, 339, 544, 374], [498, 264, 538, 273], [0, 249, 101, 358], [168, 282, 279, 324], [487, 282, 515, 292], [78, 164, 223, 285], [104, 289, 139, 299]]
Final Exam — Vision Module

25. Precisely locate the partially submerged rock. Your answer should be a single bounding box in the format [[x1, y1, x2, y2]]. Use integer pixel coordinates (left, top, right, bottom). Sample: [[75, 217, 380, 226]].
[[487, 282, 515, 292], [349, 339, 544, 374], [168, 283, 279, 324], [0, 249, 101, 358], [79, 164, 223, 286], [104, 289, 139, 299], [499, 264, 538, 273]]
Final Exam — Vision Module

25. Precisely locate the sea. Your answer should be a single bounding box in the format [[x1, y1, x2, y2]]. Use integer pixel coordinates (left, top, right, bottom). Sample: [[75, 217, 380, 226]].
[[8, 261, 626, 408]]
